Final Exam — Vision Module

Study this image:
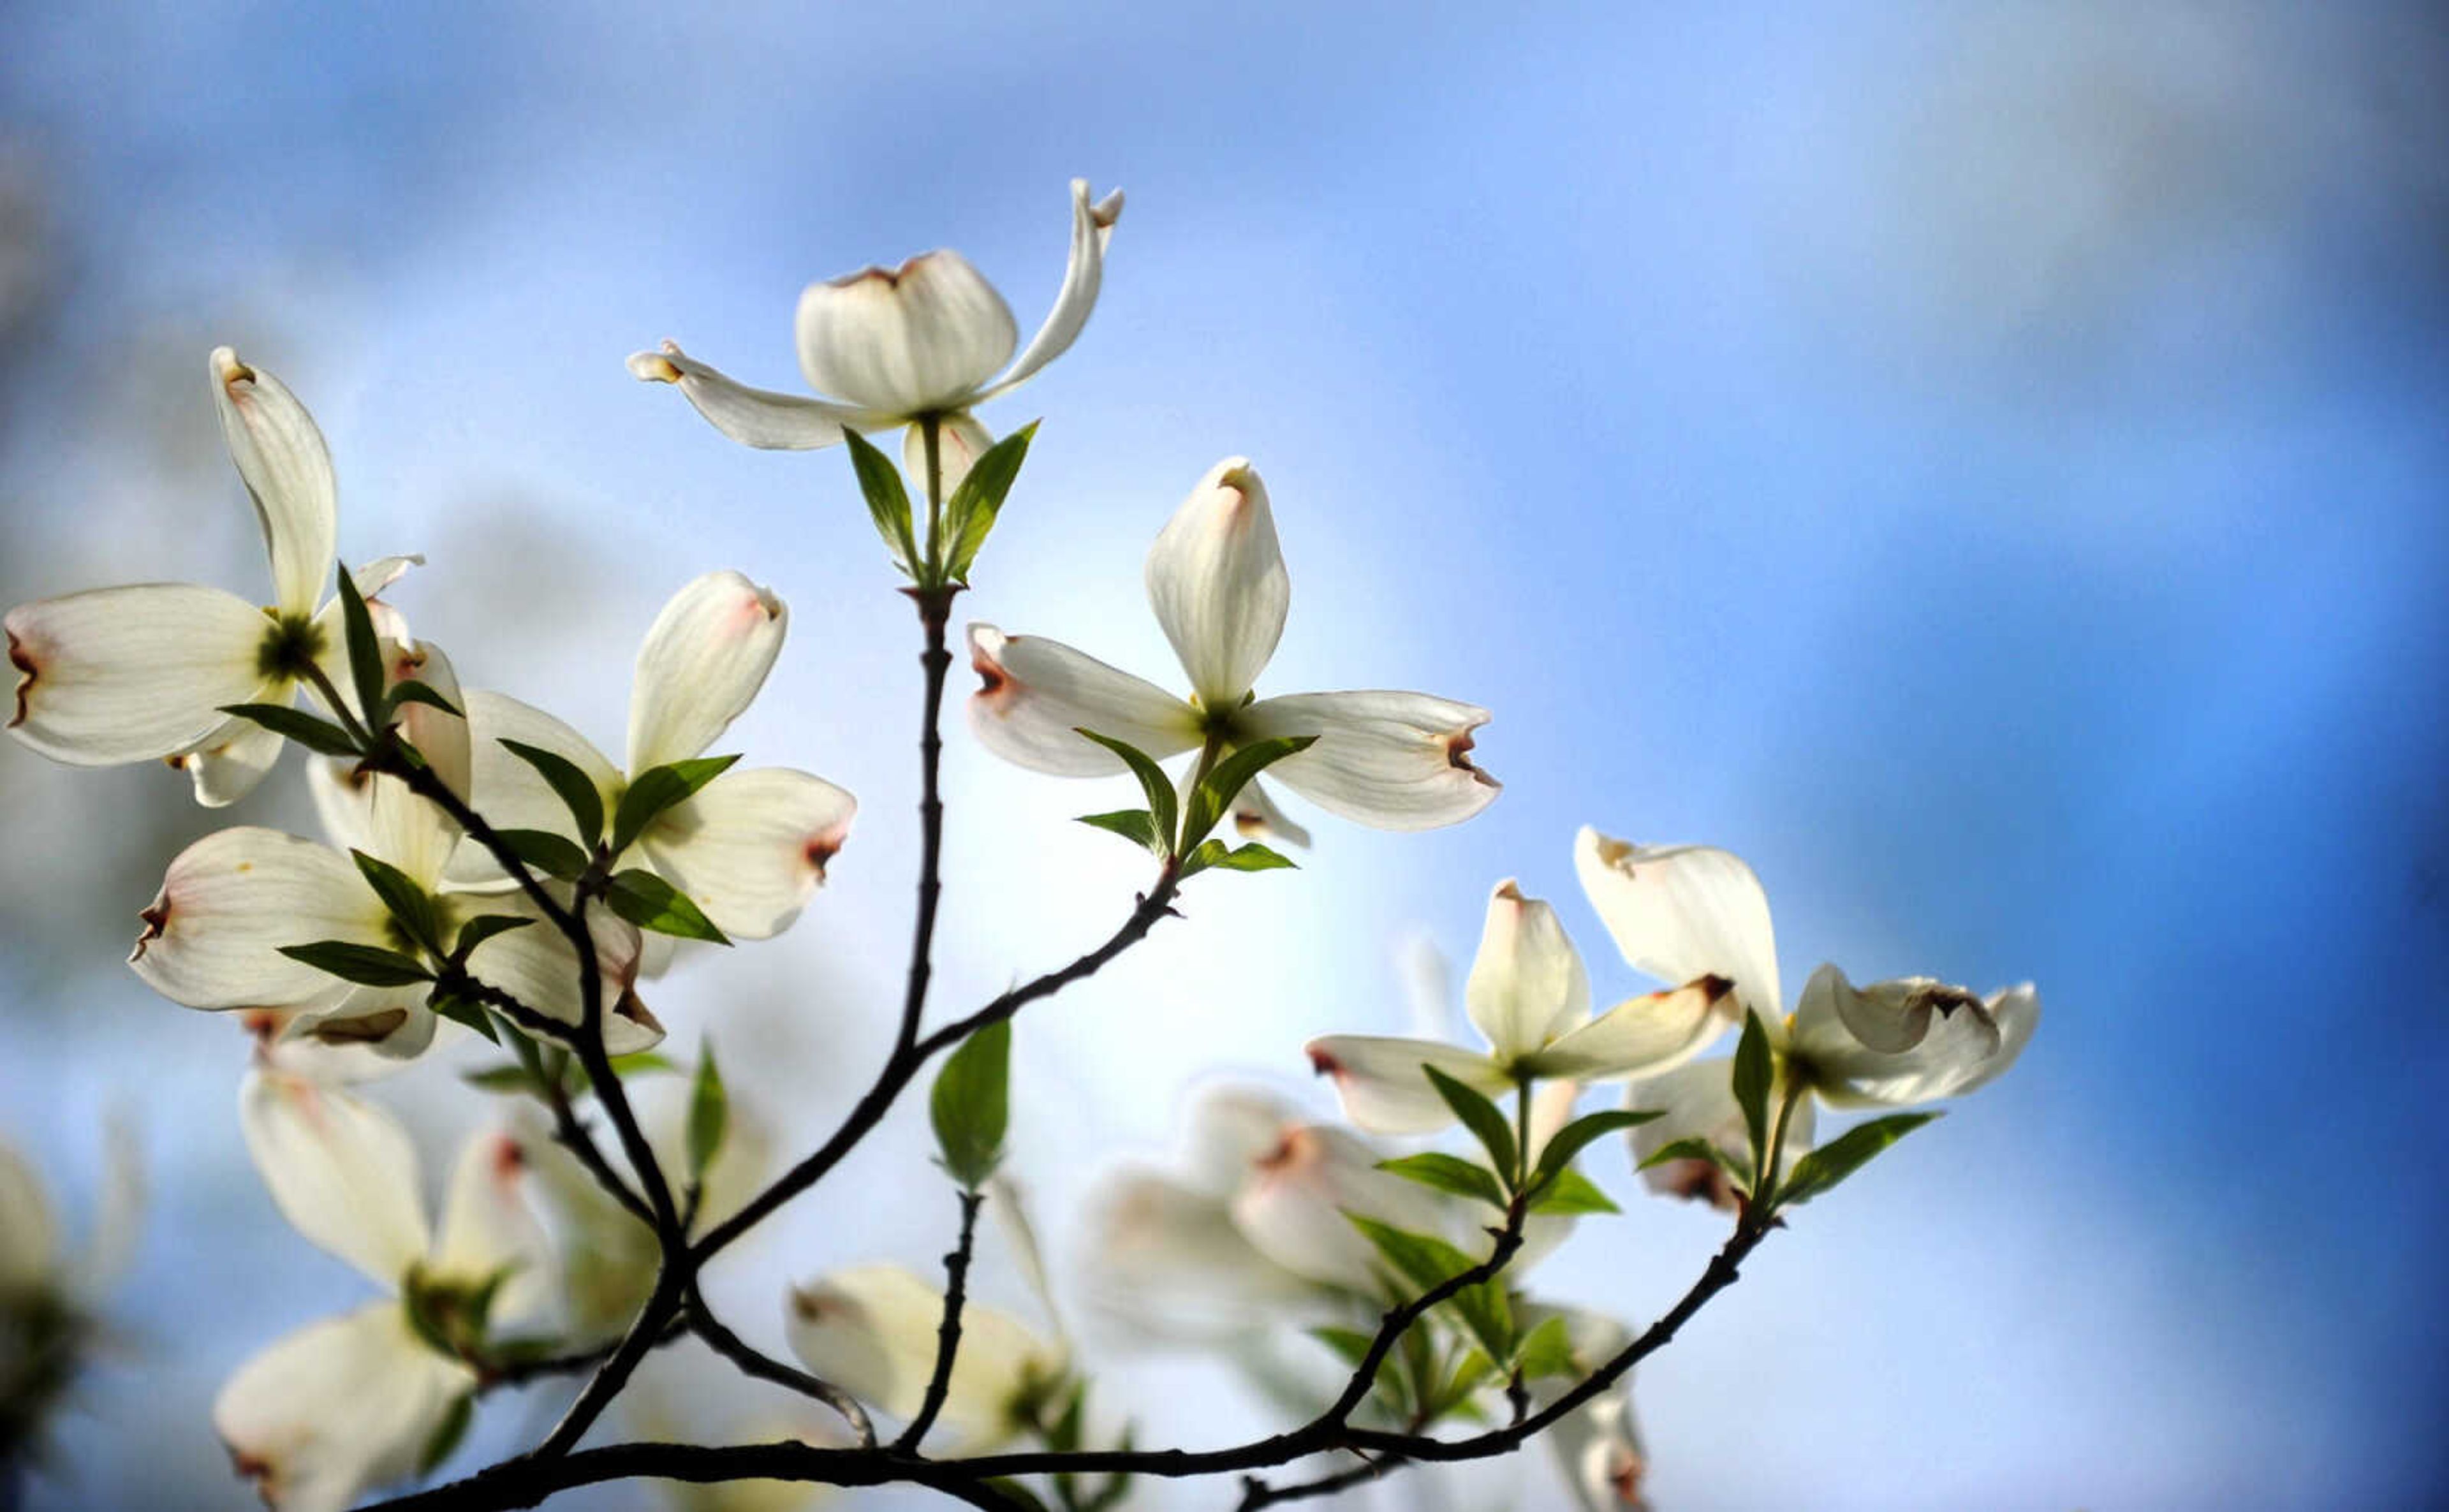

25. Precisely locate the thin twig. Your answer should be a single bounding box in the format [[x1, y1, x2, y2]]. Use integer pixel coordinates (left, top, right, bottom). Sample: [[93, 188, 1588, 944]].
[[686, 1284, 875, 1448], [898, 1188, 985, 1451]]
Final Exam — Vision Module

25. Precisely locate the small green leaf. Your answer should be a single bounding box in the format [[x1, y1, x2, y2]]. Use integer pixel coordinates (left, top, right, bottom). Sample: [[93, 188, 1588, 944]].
[[607, 1051, 679, 1078], [1635, 1134, 1751, 1196], [1072, 730, 1178, 853], [1732, 1010, 1773, 1182], [1513, 1314, 1577, 1379], [1077, 809, 1163, 855], [1774, 1112, 1941, 1210], [277, 940, 432, 988], [1526, 1167, 1620, 1215], [1342, 1216, 1512, 1360], [604, 869, 730, 944], [385, 679, 464, 719], [1529, 1108, 1662, 1192], [489, 828, 592, 883], [351, 849, 441, 954], [939, 420, 1037, 582], [609, 754, 740, 856], [686, 1043, 729, 1182], [451, 913, 538, 959], [427, 993, 503, 1045], [930, 1018, 1011, 1190], [497, 739, 605, 844], [1178, 735, 1316, 850], [1308, 1325, 1377, 1369], [217, 702, 360, 757], [1436, 1347, 1497, 1414], [461, 1064, 543, 1096], [1376, 1152, 1508, 1208], [1177, 838, 1297, 878], [416, 1391, 474, 1476], [1422, 1066, 1517, 1191], [843, 426, 922, 578], [335, 560, 388, 725]]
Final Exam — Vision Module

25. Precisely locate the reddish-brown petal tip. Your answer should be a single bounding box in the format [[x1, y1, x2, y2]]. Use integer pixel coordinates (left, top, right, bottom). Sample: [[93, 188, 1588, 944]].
[[310, 1008, 409, 1046], [969, 639, 1010, 699], [803, 828, 846, 877], [6, 627, 34, 730], [1665, 1157, 1737, 1210], [1446, 728, 1498, 789], [130, 893, 172, 962], [1304, 1045, 1344, 1080], [1695, 973, 1737, 1004]]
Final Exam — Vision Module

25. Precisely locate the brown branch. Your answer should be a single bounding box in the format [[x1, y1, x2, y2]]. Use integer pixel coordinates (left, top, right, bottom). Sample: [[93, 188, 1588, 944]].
[[897, 1188, 985, 1451]]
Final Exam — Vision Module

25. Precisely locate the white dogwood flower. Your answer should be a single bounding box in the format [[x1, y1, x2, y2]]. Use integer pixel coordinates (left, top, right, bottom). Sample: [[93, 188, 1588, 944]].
[[454, 570, 855, 944], [4, 348, 415, 805], [1307, 880, 1735, 1134], [969, 459, 1499, 832], [215, 1071, 554, 1512], [784, 1264, 1064, 1450], [629, 179, 1121, 451]]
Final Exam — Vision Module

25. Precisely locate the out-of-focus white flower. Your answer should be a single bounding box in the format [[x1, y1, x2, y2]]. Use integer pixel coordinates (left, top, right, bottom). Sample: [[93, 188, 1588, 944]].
[[1307, 880, 1735, 1134], [456, 569, 855, 945], [1532, 1310, 1652, 1512], [3, 348, 416, 805], [1573, 827, 2038, 1206], [784, 1264, 1064, 1451], [629, 179, 1121, 455], [969, 459, 1499, 833], [215, 1071, 554, 1512], [0, 1125, 141, 1470]]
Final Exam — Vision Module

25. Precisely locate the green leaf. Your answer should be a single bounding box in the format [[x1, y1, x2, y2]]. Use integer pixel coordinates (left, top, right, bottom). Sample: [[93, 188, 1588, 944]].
[[609, 754, 740, 856], [1732, 1010, 1773, 1183], [417, 1391, 474, 1476], [608, 1051, 679, 1078], [427, 993, 503, 1045], [497, 739, 605, 845], [1077, 809, 1164, 855], [277, 939, 432, 988], [1773, 1112, 1941, 1210], [334, 559, 388, 726], [1178, 735, 1316, 849], [1308, 1326, 1377, 1369], [385, 679, 463, 719], [686, 1043, 729, 1182], [1513, 1314, 1577, 1379], [843, 426, 922, 578], [1072, 729, 1177, 853], [462, 1064, 543, 1096], [1343, 1215, 1513, 1363], [1526, 1167, 1620, 1215], [1422, 1065, 1517, 1191], [351, 849, 441, 953], [217, 702, 360, 757], [1529, 1108, 1662, 1192], [1635, 1135, 1751, 1196], [1376, 1152, 1508, 1208], [930, 1018, 1011, 1190], [450, 913, 538, 958], [1436, 1347, 1497, 1415], [939, 420, 1037, 582], [489, 828, 592, 883], [604, 869, 730, 944], [982, 1481, 1054, 1512], [1176, 838, 1297, 879]]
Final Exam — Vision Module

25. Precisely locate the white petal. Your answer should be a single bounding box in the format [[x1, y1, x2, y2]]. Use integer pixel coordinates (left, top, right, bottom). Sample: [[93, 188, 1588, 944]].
[[214, 1302, 474, 1512], [1180, 1087, 1305, 1197], [449, 691, 622, 887], [6, 584, 275, 766], [1228, 1125, 1453, 1293], [902, 413, 994, 498], [795, 251, 1017, 415], [1228, 777, 1312, 849], [785, 1264, 1055, 1445], [1625, 1059, 1814, 1210], [1575, 830, 1781, 1024], [1303, 1034, 1512, 1136], [246, 1006, 434, 1085], [431, 1127, 557, 1334], [179, 713, 288, 807], [964, 624, 1199, 775], [977, 179, 1124, 401], [305, 757, 379, 855], [626, 341, 890, 450], [1143, 459, 1288, 708], [0, 1138, 57, 1293], [240, 1068, 430, 1288], [464, 894, 663, 1055], [386, 638, 471, 808], [213, 347, 337, 619], [1517, 978, 1739, 1082], [627, 569, 788, 772], [129, 828, 392, 1011], [639, 766, 855, 940], [1236, 690, 1497, 830], [1465, 880, 1590, 1065], [281, 992, 440, 1065], [1083, 1169, 1314, 1342], [1791, 965, 2039, 1107]]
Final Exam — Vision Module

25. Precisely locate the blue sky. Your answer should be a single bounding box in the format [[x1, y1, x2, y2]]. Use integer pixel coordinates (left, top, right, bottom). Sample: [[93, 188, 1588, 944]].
[[1, 3, 2444, 1508]]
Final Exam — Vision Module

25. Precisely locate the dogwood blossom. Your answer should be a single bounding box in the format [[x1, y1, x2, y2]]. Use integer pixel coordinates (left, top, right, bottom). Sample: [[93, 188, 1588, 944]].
[[1307, 879, 1735, 1134], [969, 459, 1499, 832], [1571, 828, 2038, 1205], [784, 1264, 1064, 1450], [455, 570, 855, 943], [629, 179, 1121, 455], [4, 348, 415, 805], [215, 1071, 554, 1512]]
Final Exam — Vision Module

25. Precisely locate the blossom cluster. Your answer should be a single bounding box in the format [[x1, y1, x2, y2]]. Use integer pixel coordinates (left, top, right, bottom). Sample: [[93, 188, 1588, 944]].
[[1, 180, 2037, 1512]]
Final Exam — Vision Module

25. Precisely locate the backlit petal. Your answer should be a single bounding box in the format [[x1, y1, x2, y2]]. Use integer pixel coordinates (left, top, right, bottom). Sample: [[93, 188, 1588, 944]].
[[978, 179, 1124, 401], [6, 584, 273, 766], [431, 1127, 557, 1333], [449, 691, 622, 887], [1575, 830, 1780, 1024], [1237, 690, 1497, 830], [1624, 1059, 1814, 1210], [902, 413, 994, 498], [1464, 880, 1590, 1064], [1229, 1124, 1452, 1293], [1144, 459, 1288, 708], [214, 1303, 473, 1512], [1083, 1168, 1313, 1342], [785, 1264, 1054, 1445], [213, 347, 337, 619], [129, 828, 390, 1011], [1791, 965, 2039, 1108], [627, 569, 787, 772], [240, 1068, 429, 1288], [179, 713, 288, 807], [964, 624, 1198, 775], [796, 251, 1017, 415], [464, 895, 663, 1056], [640, 766, 855, 940], [626, 341, 888, 450], [1518, 977, 1738, 1082], [1302, 1034, 1512, 1136]]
